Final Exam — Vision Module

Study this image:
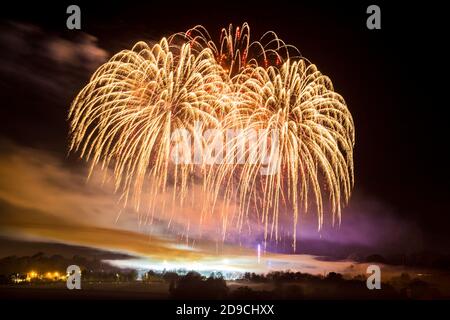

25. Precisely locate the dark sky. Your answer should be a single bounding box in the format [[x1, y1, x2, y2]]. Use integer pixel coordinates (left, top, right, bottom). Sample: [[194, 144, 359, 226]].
[[1, 1, 449, 253]]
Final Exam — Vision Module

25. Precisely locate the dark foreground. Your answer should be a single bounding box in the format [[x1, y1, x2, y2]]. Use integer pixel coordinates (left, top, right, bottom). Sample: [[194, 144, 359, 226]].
[[1, 276, 448, 300]]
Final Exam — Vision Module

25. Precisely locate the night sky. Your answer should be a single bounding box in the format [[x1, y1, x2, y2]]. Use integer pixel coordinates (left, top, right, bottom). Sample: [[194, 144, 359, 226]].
[[0, 1, 448, 257]]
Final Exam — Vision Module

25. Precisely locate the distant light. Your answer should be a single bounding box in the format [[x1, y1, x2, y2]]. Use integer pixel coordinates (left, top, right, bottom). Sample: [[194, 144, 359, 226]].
[[257, 244, 261, 264]]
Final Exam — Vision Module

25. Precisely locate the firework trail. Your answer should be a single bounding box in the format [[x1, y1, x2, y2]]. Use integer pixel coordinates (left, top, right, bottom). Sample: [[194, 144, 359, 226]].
[[69, 24, 355, 250]]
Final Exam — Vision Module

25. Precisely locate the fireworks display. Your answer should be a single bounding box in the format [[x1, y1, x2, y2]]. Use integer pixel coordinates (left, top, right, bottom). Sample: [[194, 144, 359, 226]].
[[68, 23, 355, 249]]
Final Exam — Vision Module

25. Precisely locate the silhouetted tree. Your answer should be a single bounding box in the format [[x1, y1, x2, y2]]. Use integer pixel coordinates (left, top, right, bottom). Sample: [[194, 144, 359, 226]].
[[170, 271, 228, 299]]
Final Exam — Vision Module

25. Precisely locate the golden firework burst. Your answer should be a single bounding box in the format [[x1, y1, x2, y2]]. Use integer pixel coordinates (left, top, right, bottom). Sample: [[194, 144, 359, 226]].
[[69, 24, 355, 250]]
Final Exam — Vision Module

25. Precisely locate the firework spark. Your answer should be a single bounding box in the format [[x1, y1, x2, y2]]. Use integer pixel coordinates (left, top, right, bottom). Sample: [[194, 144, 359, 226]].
[[170, 23, 301, 77], [68, 24, 355, 250]]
